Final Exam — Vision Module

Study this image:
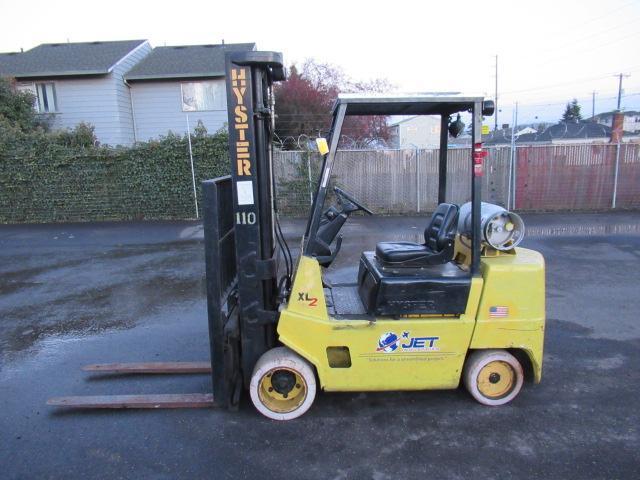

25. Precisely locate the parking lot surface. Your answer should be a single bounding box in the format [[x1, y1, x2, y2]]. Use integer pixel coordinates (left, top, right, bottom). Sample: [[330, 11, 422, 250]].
[[1, 212, 639, 479]]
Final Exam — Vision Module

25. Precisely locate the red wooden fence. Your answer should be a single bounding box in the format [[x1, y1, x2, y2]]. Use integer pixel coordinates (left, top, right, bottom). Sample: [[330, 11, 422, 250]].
[[515, 143, 640, 210]]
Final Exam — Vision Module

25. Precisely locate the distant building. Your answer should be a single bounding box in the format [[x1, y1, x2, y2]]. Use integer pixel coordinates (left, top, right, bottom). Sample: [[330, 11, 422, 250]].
[[0, 40, 256, 145], [514, 126, 537, 136], [483, 120, 639, 145], [389, 115, 441, 148], [591, 110, 640, 133]]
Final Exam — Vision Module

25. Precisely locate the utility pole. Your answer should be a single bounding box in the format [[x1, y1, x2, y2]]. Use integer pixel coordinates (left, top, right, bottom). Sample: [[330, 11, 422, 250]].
[[494, 54, 498, 131], [591, 91, 596, 120], [614, 73, 630, 111], [508, 102, 519, 210], [612, 74, 629, 209]]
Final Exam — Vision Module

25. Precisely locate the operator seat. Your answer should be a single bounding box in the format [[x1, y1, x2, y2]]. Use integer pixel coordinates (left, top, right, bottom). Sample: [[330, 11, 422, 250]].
[[375, 203, 459, 267], [358, 203, 468, 316]]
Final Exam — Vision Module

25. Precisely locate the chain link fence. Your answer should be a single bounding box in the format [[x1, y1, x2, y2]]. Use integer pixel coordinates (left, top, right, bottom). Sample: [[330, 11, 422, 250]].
[[274, 143, 640, 217], [1, 142, 638, 223]]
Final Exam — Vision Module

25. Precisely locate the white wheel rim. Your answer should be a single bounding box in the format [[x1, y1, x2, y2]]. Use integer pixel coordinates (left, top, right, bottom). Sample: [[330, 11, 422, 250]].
[[250, 348, 316, 421], [465, 351, 524, 406], [256, 367, 308, 414]]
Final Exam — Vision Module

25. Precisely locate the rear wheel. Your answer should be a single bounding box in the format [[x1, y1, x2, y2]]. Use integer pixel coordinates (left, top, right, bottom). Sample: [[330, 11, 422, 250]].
[[250, 347, 316, 420], [463, 349, 523, 406]]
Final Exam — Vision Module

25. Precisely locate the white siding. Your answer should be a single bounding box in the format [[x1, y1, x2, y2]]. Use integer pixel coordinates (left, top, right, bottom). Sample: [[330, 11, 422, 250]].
[[596, 114, 640, 133], [130, 79, 228, 141], [29, 41, 152, 146], [394, 116, 441, 149], [111, 41, 152, 144], [46, 76, 124, 145]]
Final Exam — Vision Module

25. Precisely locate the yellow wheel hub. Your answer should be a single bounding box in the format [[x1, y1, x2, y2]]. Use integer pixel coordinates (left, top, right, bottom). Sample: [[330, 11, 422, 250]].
[[257, 368, 307, 414], [477, 361, 516, 399]]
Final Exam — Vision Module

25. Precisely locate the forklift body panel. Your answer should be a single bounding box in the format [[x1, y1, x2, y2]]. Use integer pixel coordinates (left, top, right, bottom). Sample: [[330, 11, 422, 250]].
[[277, 247, 544, 391], [279, 256, 480, 391], [472, 247, 546, 382]]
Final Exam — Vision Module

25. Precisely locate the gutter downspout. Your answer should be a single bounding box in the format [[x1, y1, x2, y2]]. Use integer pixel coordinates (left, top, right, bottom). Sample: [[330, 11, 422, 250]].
[[124, 78, 138, 144]]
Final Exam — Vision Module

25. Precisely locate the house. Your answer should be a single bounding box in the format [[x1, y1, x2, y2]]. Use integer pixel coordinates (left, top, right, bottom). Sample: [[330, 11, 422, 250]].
[[389, 115, 441, 148], [124, 43, 255, 142], [591, 110, 640, 133], [513, 126, 537, 136], [483, 121, 640, 145], [0, 40, 152, 145], [0, 40, 256, 145]]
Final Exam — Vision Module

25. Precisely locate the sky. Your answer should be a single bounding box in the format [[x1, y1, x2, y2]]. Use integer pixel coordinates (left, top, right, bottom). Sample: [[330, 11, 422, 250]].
[[1, 0, 639, 126]]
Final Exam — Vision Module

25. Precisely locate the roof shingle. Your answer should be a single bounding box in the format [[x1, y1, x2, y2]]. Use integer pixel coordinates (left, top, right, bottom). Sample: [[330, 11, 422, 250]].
[[0, 40, 147, 78], [124, 43, 256, 81]]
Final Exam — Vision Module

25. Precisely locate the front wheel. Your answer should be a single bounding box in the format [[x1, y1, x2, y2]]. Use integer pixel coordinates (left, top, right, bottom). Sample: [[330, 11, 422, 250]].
[[250, 347, 316, 420], [463, 349, 524, 406]]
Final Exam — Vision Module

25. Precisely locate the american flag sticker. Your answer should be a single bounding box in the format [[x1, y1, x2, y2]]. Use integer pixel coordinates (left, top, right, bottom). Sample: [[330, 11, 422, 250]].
[[489, 306, 509, 318]]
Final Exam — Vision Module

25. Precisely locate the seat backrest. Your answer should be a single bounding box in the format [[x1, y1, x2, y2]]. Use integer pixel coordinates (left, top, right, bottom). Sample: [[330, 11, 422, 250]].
[[424, 203, 459, 251]]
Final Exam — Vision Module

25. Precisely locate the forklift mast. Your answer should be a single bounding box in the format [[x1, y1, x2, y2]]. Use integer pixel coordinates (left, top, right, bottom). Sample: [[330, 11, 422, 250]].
[[203, 51, 286, 408]]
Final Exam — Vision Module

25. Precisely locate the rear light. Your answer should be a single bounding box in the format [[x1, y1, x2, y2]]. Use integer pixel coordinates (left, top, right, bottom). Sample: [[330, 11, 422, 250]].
[[473, 143, 487, 177]]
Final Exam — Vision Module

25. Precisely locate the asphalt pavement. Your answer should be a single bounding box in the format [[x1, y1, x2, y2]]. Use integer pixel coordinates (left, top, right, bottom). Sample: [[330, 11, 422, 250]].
[[1, 212, 639, 479]]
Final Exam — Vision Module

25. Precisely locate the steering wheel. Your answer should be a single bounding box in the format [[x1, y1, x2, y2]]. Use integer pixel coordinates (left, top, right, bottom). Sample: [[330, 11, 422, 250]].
[[334, 187, 374, 215]]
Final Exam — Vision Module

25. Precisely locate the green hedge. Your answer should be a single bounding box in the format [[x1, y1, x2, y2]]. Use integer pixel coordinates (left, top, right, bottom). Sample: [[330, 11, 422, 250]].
[[0, 129, 230, 223]]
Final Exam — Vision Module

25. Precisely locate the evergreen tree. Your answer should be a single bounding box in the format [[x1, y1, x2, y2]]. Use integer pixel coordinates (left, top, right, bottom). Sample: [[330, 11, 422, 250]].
[[561, 99, 582, 122]]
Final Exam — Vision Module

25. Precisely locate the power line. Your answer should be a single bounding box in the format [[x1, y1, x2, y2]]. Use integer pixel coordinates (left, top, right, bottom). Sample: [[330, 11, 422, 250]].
[[505, 92, 639, 109], [533, 30, 640, 69], [536, 14, 640, 55], [500, 66, 640, 96], [502, 83, 640, 104], [552, 0, 638, 32]]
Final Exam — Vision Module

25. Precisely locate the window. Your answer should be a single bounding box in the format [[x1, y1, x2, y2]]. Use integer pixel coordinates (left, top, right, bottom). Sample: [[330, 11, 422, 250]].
[[36, 83, 57, 112], [16, 82, 57, 113], [181, 81, 222, 111]]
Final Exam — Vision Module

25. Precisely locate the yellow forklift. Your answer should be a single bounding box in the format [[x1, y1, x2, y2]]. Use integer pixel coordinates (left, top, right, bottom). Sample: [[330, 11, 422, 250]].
[[48, 51, 545, 421]]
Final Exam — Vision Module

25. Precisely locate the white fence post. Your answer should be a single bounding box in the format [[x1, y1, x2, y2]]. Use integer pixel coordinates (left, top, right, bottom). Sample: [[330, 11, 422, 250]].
[[307, 153, 313, 206], [416, 148, 421, 213], [612, 142, 621, 209], [506, 147, 511, 210], [512, 145, 518, 210], [185, 114, 199, 219], [507, 144, 515, 210]]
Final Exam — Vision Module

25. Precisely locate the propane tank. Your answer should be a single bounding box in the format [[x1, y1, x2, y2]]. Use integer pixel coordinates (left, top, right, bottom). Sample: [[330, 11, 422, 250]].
[[458, 202, 525, 251]]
